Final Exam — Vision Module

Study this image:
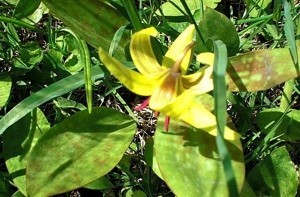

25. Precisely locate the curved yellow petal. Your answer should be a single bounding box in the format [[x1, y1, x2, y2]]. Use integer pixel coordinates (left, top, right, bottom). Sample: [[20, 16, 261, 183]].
[[155, 90, 195, 119], [149, 72, 179, 111], [130, 27, 165, 77], [162, 25, 195, 73], [179, 101, 240, 140], [99, 48, 156, 96], [196, 52, 215, 65], [181, 65, 214, 94]]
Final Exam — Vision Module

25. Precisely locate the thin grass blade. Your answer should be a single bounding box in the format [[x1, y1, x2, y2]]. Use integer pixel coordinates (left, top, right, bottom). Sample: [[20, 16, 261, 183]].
[[213, 40, 239, 196], [0, 66, 104, 135]]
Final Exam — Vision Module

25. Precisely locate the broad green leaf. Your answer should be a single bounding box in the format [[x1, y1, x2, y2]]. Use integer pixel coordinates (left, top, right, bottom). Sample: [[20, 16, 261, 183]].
[[83, 176, 113, 190], [14, 0, 41, 19], [247, 146, 298, 196], [42, 0, 129, 58], [197, 8, 240, 56], [227, 47, 300, 92], [2, 108, 50, 196], [0, 66, 104, 136], [256, 108, 300, 141], [26, 107, 136, 197], [159, 0, 221, 18], [0, 74, 12, 108], [153, 118, 245, 196]]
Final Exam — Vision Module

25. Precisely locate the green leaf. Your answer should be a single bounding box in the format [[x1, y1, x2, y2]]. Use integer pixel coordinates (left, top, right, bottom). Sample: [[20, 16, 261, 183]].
[[244, 0, 272, 17], [227, 47, 300, 92], [12, 42, 43, 75], [26, 107, 136, 197], [153, 118, 245, 196], [159, 0, 221, 18], [256, 108, 300, 141], [14, 0, 41, 19], [0, 74, 12, 108], [197, 8, 240, 56], [83, 176, 113, 190], [247, 146, 298, 196], [0, 66, 104, 136], [2, 108, 50, 196], [42, 0, 129, 58]]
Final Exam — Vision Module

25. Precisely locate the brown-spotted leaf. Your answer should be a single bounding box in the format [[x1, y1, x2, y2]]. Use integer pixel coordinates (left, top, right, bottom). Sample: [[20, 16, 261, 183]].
[[227, 47, 300, 92], [153, 117, 245, 196], [26, 107, 136, 197]]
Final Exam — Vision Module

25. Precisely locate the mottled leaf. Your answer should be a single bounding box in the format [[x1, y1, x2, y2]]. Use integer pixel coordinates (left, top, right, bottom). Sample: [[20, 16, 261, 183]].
[[227, 47, 300, 92], [26, 107, 136, 197], [153, 117, 245, 196], [2, 108, 50, 196], [247, 146, 298, 196]]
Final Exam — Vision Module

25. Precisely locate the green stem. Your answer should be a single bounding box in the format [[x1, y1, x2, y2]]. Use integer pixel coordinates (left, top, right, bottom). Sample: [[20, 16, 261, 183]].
[[0, 16, 43, 33]]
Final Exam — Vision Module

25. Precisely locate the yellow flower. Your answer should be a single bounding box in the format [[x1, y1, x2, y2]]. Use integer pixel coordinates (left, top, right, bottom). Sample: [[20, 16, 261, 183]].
[[99, 25, 239, 140]]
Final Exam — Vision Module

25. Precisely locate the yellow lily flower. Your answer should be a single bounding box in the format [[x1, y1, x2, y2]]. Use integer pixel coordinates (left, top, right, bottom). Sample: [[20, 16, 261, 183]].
[[99, 25, 239, 140]]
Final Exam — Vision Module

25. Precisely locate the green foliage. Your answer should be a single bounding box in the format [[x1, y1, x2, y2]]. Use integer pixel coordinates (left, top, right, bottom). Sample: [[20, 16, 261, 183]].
[[152, 117, 244, 197], [247, 146, 298, 196], [0, 74, 12, 108], [26, 107, 136, 196], [0, 0, 300, 196]]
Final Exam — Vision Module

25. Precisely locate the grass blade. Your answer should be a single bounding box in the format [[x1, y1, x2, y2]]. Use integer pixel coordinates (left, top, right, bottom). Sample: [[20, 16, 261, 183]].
[[121, 0, 143, 31], [213, 40, 239, 196], [0, 66, 104, 135]]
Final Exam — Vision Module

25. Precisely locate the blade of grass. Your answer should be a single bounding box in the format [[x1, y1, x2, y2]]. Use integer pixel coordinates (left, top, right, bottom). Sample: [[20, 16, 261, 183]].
[[121, 0, 143, 31], [213, 40, 239, 196], [61, 28, 93, 113], [0, 66, 104, 135], [284, 0, 298, 65]]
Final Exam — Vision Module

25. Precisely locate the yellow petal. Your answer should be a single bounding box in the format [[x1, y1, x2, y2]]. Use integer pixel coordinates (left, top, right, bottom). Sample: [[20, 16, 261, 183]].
[[196, 52, 215, 65], [149, 72, 179, 111], [130, 27, 165, 77], [162, 25, 195, 73], [99, 48, 156, 96], [181, 65, 214, 94], [157, 90, 195, 119], [179, 101, 240, 140]]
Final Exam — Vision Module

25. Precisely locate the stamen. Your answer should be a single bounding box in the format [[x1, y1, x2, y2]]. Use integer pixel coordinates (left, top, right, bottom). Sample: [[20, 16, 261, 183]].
[[164, 116, 170, 131], [171, 41, 195, 72], [134, 97, 150, 111]]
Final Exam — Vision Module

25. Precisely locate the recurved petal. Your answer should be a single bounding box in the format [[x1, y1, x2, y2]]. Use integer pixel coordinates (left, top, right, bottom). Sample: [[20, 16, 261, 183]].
[[179, 101, 240, 140], [181, 65, 214, 94], [99, 48, 156, 96], [196, 52, 215, 65], [162, 25, 195, 73], [130, 27, 165, 77]]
